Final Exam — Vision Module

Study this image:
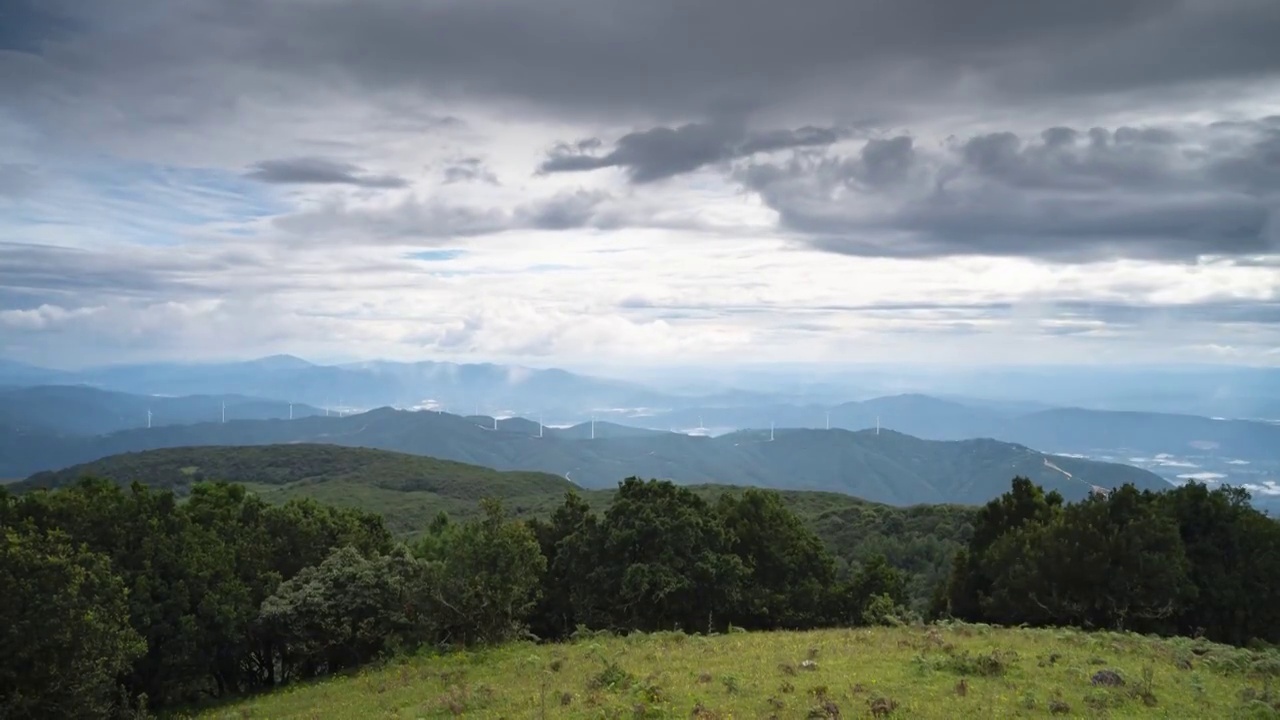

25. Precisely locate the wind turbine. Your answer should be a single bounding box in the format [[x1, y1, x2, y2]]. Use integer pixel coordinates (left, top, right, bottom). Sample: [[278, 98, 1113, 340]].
[[769, 421, 775, 442], [147, 408, 152, 429], [688, 416, 711, 437], [825, 411, 830, 430], [221, 401, 226, 424], [876, 415, 880, 435], [288, 403, 293, 420], [538, 415, 544, 438], [590, 416, 596, 440]]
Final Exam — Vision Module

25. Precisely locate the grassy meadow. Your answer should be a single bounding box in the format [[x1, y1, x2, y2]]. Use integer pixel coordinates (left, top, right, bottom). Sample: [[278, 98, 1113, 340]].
[[186, 622, 1280, 719]]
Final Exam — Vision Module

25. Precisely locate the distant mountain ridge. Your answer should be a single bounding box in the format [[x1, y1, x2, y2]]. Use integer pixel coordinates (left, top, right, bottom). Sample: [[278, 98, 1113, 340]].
[[4, 406, 1168, 505], [0, 385, 325, 436], [0, 356, 684, 416], [626, 393, 1280, 462]]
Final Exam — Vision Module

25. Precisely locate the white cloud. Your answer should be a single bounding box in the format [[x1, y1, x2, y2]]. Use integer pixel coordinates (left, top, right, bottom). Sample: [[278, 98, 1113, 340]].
[[2, 1, 1279, 368]]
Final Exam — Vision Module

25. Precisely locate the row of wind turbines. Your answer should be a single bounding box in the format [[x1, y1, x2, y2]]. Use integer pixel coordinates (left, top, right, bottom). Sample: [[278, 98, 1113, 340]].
[[141, 399, 884, 443], [144, 399, 351, 429]]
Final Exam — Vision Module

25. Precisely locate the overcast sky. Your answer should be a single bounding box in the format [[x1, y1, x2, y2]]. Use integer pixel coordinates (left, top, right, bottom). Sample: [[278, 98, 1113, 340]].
[[2, 0, 1279, 370]]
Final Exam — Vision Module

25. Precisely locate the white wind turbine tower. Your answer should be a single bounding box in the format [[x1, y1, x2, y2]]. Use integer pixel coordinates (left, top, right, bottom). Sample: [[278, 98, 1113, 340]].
[[538, 415, 544, 438], [221, 401, 226, 424], [147, 408, 152, 429], [876, 415, 880, 435], [590, 416, 596, 440], [688, 415, 711, 437], [769, 421, 775, 442], [825, 411, 830, 430], [288, 403, 293, 420]]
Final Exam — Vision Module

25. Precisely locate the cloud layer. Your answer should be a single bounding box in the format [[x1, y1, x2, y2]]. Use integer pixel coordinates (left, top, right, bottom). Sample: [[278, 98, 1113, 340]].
[[2, 0, 1279, 367]]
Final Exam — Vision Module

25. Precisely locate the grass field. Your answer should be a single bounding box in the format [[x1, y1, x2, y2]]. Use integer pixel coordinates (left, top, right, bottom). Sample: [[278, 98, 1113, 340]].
[[186, 623, 1280, 719]]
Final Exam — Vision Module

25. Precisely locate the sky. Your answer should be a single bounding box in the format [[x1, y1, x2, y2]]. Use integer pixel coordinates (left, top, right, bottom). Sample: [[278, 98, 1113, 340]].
[[2, 0, 1279, 370]]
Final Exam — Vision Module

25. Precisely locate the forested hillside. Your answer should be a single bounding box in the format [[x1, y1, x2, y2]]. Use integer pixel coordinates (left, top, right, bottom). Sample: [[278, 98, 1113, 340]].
[[4, 408, 1168, 504], [14, 445, 975, 600], [5, 473, 1280, 719]]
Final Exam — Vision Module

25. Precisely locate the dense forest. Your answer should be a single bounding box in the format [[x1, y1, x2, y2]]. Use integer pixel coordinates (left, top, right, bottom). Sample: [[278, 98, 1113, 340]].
[[11, 444, 977, 603], [3, 475, 1278, 718], [939, 478, 1280, 646]]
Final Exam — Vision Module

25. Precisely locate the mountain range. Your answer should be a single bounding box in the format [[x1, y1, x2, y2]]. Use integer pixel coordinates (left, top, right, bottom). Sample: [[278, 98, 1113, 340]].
[[2, 406, 1168, 505], [0, 355, 691, 416], [626, 394, 1280, 462], [7, 356, 1280, 421], [0, 384, 325, 436]]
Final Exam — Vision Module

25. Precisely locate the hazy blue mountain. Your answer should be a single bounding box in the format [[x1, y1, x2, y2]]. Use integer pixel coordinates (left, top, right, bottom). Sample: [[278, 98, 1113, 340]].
[[620, 394, 1009, 439], [5, 407, 1168, 505], [0, 385, 325, 436], [994, 408, 1280, 461], [621, 394, 1280, 462], [0, 359, 68, 386], [1, 356, 716, 417]]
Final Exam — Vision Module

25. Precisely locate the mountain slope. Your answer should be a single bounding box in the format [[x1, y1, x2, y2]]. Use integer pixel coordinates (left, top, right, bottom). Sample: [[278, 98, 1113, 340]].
[[6, 408, 1169, 505], [623, 394, 1280, 462], [12, 443, 979, 600], [993, 408, 1280, 460], [0, 385, 325, 436], [16, 444, 577, 534], [18, 356, 685, 415]]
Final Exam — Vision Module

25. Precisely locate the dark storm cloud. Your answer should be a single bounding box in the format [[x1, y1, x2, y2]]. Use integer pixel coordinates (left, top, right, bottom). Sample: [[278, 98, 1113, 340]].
[[517, 190, 611, 230], [442, 158, 498, 185], [271, 190, 625, 243], [740, 117, 1280, 262], [539, 121, 846, 183], [615, 297, 1280, 328], [245, 157, 409, 188], [7, 1, 1279, 130]]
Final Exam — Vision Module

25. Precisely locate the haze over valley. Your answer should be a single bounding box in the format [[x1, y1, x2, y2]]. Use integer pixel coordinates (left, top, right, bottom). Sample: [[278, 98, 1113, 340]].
[[3, 356, 1279, 511]]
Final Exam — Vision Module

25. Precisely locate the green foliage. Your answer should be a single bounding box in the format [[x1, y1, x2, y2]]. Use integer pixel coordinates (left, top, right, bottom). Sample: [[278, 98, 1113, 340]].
[[11, 445, 1280, 717], [862, 593, 909, 627], [567, 478, 746, 633], [18, 444, 574, 535], [717, 488, 837, 629], [0, 525, 144, 719], [422, 499, 547, 645], [259, 545, 427, 680], [526, 491, 599, 640], [942, 477, 1280, 647], [840, 554, 910, 625], [14, 445, 979, 615]]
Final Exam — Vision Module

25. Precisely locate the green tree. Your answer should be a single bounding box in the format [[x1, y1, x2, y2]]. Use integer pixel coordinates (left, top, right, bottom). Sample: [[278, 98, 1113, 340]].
[[717, 489, 837, 629], [839, 554, 909, 625], [982, 486, 1194, 633], [425, 499, 546, 645], [259, 545, 426, 680], [943, 477, 1062, 620], [571, 478, 746, 633], [526, 491, 599, 640], [0, 525, 144, 719], [1161, 483, 1280, 644]]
